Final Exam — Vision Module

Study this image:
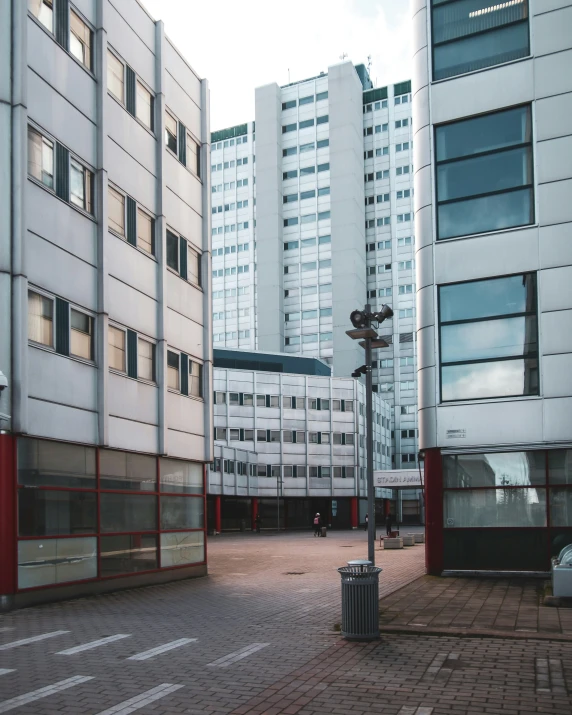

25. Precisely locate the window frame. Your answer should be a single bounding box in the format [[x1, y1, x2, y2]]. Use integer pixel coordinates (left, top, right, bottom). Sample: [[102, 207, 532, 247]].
[[165, 110, 178, 154], [107, 49, 125, 104], [69, 8, 93, 72], [108, 324, 127, 374], [27, 288, 55, 350]]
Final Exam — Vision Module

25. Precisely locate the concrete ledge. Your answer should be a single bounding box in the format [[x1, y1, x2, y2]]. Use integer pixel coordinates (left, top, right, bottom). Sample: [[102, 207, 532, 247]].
[[379, 623, 572, 642], [403, 534, 416, 546], [414, 533, 425, 543], [384, 537, 403, 549]]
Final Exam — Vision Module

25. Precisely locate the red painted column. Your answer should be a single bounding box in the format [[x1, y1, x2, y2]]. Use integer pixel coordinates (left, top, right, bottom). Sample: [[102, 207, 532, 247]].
[[384, 498, 390, 516], [251, 497, 258, 531], [214, 495, 222, 534], [0, 434, 17, 599], [350, 497, 358, 529], [424, 447, 444, 575]]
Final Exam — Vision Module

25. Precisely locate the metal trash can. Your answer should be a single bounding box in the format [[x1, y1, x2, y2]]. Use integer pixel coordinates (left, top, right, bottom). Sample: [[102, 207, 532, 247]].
[[338, 560, 382, 641], [321, 526, 327, 537]]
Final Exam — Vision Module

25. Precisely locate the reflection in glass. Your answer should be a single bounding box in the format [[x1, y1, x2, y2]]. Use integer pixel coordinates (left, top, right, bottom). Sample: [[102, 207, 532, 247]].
[[18, 438, 96, 488], [441, 316, 537, 363], [160, 459, 203, 494], [160, 496, 204, 530], [444, 488, 546, 528], [100, 450, 156, 491], [100, 535, 158, 576], [18, 490, 97, 536], [441, 358, 538, 401], [100, 493, 157, 532], [548, 451, 572, 485], [160, 532, 204, 567], [440, 274, 536, 323], [443, 452, 546, 488], [550, 490, 572, 527], [18, 537, 97, 589]]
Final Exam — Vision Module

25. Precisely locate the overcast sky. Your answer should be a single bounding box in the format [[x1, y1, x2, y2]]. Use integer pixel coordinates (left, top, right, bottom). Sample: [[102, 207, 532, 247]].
[[141, 0, 413, 131]]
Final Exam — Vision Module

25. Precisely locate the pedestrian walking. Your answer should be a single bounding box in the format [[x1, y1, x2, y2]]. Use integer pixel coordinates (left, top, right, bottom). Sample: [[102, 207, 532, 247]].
[[385, 513, 393, 536], [313, 513, 321, 537], [255, 513, 262, 534], [364, 513, 368, 532]]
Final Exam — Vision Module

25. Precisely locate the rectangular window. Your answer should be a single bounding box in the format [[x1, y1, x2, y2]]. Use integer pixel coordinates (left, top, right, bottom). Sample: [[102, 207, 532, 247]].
[[136, 208, 154, 255], [28, 127, 54, 189], [70, 158, 93, 214], [282, 123, 296, 134], [165, 112, 178, 153], [108, 186, 125, 236], [318, 163, 330, 172], [299, 95, 314, 105], [282, 100, 296, 110], [432, 0, 530, 81], [70, 309, 93, 361], [439, 273, 538, 402], [283, 170, 298, 180], [189, 360, 202, 398], [108, 325, 126, 372], [317, 115, 328, 125], [137, 337, 154, 382], [186, 133, 201, 177], [187, 245, 201, 286], [166, 231, 179, 271], [70, 10, 92, 70], [28, 291, 53, 347], [283, 146, 297, 156], [107, 50, 124, 103], [299, 119, 314, 129], [29, 0, 54, 31], [436, 105, 533, 240], [136, 81, 153, 129], [167, 350, 180, 390]]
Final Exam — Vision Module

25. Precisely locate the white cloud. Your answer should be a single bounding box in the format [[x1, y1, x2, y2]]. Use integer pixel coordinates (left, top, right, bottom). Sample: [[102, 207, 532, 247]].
[[140, 0, 413, 129]]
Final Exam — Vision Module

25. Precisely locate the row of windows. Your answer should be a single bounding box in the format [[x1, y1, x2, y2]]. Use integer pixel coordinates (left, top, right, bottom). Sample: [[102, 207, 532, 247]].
[[367, 261, 415, 275], [213, 461, 360, 480], [213, 308, 250, 320], [215, 428, 357, 446], [212, 265, 250, 278], [212, 136, 249, 150], [211, 222, 249, 235], [364, 166, 412, 183], [30, 1, 92, 70], [212, 244, 249, 256], [366, 236, 413, 251], [282, 116, 329, 133], [215, 392, 355, 411], [213, 330, 251, 341], [283, 187, 330, 203], [378, 380, 416, 392], [364, 142, 410, 160], [283, 163, 330, 180], [363, 118, 409, 136], [365, 194, 411, 207], [284, 235, 331, 251], [212, 199, 249, 213], [284, 212, 331, 228], [363, 95, 409, 112], [285, 308, 332, 321], [284, 259, 331, 273], [213, 286, 250, 299], [28, 289, 203, 396], [366, 215, 412, 229], [211, 157, 249, 172], [367, 284, 414, 300], [284, 283, 332, 298], [285, 333, 332, 345], [212, 178, 249, 193], [282, 92, 328, 110], [283, 139, 329, 156]]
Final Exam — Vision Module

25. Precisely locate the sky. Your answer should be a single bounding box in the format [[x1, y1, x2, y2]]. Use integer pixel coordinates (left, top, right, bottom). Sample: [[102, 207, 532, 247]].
[[141, 0, 413, 131]]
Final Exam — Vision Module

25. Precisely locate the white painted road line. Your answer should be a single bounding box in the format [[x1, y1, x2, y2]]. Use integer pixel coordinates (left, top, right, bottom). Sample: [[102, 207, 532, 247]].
[[0, 675, 94, 713], [93, 684, 184, 715], [0, 670, 15, 677], [207, 643, 270, 668], [127, 638, 197, 661], [0, 631, 70, 651], [56, 634, 131, 655]]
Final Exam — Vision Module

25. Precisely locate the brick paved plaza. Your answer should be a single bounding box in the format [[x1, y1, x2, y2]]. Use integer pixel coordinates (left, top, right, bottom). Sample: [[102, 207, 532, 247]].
[[0, 530, 571, 714]]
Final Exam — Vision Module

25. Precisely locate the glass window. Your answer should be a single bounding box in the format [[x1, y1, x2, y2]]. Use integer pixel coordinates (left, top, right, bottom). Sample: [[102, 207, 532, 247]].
[[99, 450, 156, 491], [100, 493, 157, 532], [29, 0, 53, 31], [160, 458, 203, 494], [107, 50, 124, 103], [160, 496, 204, 530], [18, 537, 96, 589], [432, 0, 530, 81], [70, 309, 93, 360], [188, 246, 201, 286], [18, 490, 97, 536], [243, 393, 253, 406], [160, 531, 204, 567], [137, 337, 154, 381], [439, 273, 538, 401], [28, 127, 54, 189], [28, 290, 53, 347], [108, 186, 125, 235], [136, 81, 153, 129], [444, 452, 546, 488], [444, 488, 546, 528], [167, 350, 179, 390], [189, 361, 202, 398], [108, 325, 126, 372], [549, 451, 572, 485], [436, 106, 533, 240], [100, 535, 158, 576], [132, 208, 152, 254], [165, 112, 178, 152], [70, 10, 92, 70], [70, 159, 92, 214], [550, 490, 572, 527], [166, 230, 179, 271], [18, 438, 96, 488], [186, 133, 201, 176]]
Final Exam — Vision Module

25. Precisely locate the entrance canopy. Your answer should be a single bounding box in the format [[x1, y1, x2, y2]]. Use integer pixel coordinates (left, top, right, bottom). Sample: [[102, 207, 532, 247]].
[[374, 469, 423, 489]]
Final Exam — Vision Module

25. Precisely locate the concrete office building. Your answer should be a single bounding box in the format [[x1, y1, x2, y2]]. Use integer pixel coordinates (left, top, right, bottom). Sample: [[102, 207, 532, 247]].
[[0, 0, 212, 608], [413, 0, 572, 572], [207, 349, 410, 532], [210, 62, 420, 470]]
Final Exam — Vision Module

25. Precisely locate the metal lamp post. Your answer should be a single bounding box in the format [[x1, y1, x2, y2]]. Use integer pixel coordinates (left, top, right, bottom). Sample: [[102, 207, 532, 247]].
[[346, 303, 393, 565]]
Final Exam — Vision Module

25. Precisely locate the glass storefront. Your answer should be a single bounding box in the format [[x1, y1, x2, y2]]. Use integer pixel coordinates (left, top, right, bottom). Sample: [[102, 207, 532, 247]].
[[16, 438, 206, 591], [443, 450, 572, 570]]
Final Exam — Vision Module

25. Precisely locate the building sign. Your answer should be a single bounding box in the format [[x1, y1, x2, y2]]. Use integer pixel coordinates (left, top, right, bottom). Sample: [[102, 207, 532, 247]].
[[374, 469, 423, 489], [446, 429, 466, 439]]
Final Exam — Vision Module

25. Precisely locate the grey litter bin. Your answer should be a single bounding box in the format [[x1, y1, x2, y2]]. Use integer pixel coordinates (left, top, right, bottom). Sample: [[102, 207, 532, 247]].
[[338, 560, 382, 641]]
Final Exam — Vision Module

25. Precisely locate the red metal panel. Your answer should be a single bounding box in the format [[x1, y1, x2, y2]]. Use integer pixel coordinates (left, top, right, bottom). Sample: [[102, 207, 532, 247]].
[[350, 496, 358, 528], [0, 434, 17, 596], [424, 447, 443, 575], [214, 495, 222, 533]]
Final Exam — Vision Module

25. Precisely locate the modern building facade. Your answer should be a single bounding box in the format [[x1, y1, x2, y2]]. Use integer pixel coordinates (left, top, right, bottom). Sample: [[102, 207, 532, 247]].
[[210, 62, 420, 471], [207, 349, 417, 532], [0, 0, 212, 608], [413, 0, 572, 572]]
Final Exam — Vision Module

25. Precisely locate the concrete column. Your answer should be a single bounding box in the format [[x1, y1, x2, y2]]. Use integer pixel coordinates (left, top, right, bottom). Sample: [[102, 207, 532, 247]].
[[350, 496, 358, 529], [251, 497, 259, 531], [424, 447, 443, 575]]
